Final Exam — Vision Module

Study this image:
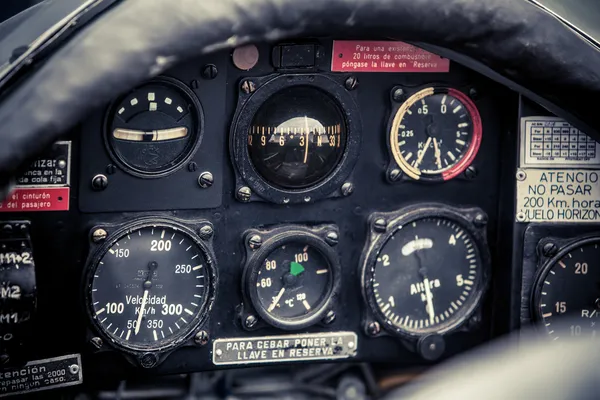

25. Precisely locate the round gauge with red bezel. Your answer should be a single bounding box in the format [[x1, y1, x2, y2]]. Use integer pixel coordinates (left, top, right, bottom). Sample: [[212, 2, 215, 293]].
[[389, 87, 482, 182]]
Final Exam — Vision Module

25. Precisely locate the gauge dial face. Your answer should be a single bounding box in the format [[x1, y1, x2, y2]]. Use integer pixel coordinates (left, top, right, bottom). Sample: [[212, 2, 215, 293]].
[[106, 78, 202, 177], [248, 86, 347, 189], [251, 242, 333, 324], [89, 225, 210, 351], [367, 217, 484, 336], [389, 87, 482, 182], [533, 240, 600, 341]]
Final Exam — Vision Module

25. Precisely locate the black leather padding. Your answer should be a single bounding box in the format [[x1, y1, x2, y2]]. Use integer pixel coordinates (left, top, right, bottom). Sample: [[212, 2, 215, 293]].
[[1, 0, 600, 184]]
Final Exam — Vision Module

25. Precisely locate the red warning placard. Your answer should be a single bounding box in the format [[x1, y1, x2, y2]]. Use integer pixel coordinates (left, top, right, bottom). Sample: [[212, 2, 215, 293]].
[[331, 41, 450, 73], [0, 187, 70, 212]]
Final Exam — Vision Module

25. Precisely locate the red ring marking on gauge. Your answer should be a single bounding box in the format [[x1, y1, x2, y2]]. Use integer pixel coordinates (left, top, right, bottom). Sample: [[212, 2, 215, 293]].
[[441, 88, 482, 181]]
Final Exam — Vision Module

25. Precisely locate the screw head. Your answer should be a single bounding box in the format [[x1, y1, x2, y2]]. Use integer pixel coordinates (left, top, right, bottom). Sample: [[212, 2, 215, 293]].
[[516, 169, 527, 181], [473, 213, 488, 227], [188, 162, 198, 172], [325, 231, 339, 246], [198, 171, 214, 188], [248, 234, 262, 249], [417, 334, 445, 361], [245, 315, 258, 329], [139, 353, 158, 369], [303, 196, 311, 203], [215, 348, 223, 357], [322, 310, 336, 324], [240, 80, 256, 94], [594, 298, 600, 310], [367, 321, 380, 336], [469, 87, 479, 99], [465, 165, 478, 180], [341, 182, 354, 197], [542, 242, 558, 257], [90, 337, 103, 349], [373, 218, 387, 233], [201, 64, 218, 80], [92, 228, 107, 243], [91, 174, 108, 191], [516, 212, 526, 222], [198, 224, 214, 239], [0, 354, 9, 365], [194, 330, 209, 346], [69, 364, 80, 375], [389, 169, 402, 182], [392, 88, 405, 102], [344, 76, 358, 90], [237, 186, 252, 202], [106, 164, 117, 175]]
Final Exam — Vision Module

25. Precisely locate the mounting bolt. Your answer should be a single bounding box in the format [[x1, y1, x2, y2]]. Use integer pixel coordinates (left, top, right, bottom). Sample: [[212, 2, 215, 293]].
[[248, 235, 262, 249], [139, 353, 158, 369], [465, 165, 478, 180], [245, 315, 258, 329], [188, 162, 198, 172], [341, 182, 354, 197], [194, 330, 209, 346], [69, 364, 80, 375], [373, 218, 387, 233], [344, 76, 358, 91], [0, 354, 9, 365], [516, 169, 527, 181], [469, 87, 479, 99], [473, 213, 488, 227], [322, 310, 336, 324], [92, 228, 107, 243], [201, 64, 218, 80], [542, 242, 558, 257], [198, 224, 214, 239], [198, 171, 214, 188], [215, 349, 223, 358], [304, 196, 311, 203], [90, 337, 103, 349], [392, 88, 405, 102], [367, 321, 380, 336], [516, 212, 526, 222], [325, 231, 339, 246], [91, 174, 108, 191], [389, 169, 402, 182], [237, 186, 252, 202], [240, 80, 256, 94], [106, 164, 117, 175]]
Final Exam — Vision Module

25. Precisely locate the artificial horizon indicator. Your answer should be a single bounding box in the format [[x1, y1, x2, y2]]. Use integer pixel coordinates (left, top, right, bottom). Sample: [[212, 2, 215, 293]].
[[389, 87, 482, 182], [105, 77, 202, 177], [87, 223, 212, 351], [532, 237, 600, 340]]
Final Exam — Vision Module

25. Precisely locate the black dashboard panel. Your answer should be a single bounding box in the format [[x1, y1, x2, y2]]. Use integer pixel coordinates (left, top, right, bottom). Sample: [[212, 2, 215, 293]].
[[0, 40, 520, 382]]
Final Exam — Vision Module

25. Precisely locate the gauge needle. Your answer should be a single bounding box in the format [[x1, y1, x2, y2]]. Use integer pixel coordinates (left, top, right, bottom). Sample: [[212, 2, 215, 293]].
[[415, 137, 432, 168], [433, 138, 442, 170], [135, 289, 149, 335], [268, 287, 286, 312], [423, 278, 435, 324], [303, 116, 310, 164]]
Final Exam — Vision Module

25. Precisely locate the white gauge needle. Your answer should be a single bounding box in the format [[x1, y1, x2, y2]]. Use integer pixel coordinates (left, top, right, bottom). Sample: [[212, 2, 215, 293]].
[[303, 116, 310, 164], [423, 278, 435, 324], [433, 138, 442, 170], [415, 137, 432, 168], [268, 287, 286, 312], [113, 127, 188, 142], [135, 289, 149, 335]]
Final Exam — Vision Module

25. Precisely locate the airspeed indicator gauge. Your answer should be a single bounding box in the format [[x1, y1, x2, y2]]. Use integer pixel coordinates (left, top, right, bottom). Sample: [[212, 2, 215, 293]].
[[84, 219, 216, 359]]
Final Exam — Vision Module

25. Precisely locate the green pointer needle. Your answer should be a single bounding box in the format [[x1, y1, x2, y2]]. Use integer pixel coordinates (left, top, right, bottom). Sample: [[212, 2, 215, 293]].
[[290, 261, 305, 276]]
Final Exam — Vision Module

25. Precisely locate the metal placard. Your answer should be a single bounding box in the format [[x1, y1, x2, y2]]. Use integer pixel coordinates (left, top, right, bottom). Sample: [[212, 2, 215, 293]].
[[212, 331, 358, 365], [516, 169, 600, 223], [15, 141, 71, 187], [519, 117, 600, 168], [0, 354, 82, 397]]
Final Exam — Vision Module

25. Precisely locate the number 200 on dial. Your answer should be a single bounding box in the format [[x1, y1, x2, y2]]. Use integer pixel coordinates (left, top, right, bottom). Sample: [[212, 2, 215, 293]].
[[87, 223, 213, 351]]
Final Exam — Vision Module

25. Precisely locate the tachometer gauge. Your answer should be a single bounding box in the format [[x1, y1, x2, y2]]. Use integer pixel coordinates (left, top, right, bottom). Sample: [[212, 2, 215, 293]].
[[361, 206, 490, 338], [389, 87, 482, 182], [85, 219, 216, 355], [242, 225, 341, 330], [532, 237, 600, 341], [248, 86, 347, 189], [105, 77, 203, 177]]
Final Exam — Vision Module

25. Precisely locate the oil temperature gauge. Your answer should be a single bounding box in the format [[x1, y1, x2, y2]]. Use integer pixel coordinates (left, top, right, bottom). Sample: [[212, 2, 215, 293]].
[[242, 226, 341, 330]]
